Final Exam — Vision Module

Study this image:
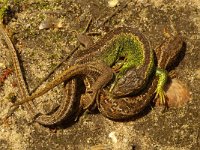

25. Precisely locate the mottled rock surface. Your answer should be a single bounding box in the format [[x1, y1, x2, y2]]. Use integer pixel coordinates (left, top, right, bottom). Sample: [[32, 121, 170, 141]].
[[0, 0, 199, 149]]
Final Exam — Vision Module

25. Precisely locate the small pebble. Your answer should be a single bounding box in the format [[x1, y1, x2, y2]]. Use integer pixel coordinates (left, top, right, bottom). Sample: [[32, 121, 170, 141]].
[[195, 69, 200, 79], [0, 63, 6, 69], [108, 0, 119, 7], [39, 17, 63, 30], [109, 132, 117, 143]]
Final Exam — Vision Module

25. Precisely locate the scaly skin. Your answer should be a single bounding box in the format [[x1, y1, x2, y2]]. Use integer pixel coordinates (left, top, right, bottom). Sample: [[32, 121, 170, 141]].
[[0, 24, 39, 120], [63, 27, 183, 120], [11, 62, 113, 124], [15, 27, 154, 125], [69, 27, 154, 97], [97, 35, 183, 119], [37, 27, 154, 125], [9, 26, 182, 124]]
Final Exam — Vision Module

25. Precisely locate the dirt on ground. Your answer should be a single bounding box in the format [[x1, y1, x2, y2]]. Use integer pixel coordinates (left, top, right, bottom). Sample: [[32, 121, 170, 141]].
[[0, 0, 199, 149]]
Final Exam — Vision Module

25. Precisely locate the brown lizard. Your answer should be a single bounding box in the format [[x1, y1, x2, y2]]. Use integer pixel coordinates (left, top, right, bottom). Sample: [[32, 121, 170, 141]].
[[8, 27, 154, 125], [1, 25, 183, 125], [12, 27, 183, 124], [97, 35, 183, 119]]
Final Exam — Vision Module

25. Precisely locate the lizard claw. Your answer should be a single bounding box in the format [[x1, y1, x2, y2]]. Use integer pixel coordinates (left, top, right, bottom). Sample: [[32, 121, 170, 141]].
[[155, 87, 166, 106]]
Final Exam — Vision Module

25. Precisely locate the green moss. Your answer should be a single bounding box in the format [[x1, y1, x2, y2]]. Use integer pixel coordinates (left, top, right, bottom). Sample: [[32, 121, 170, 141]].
[[0, 0, 8, 21]]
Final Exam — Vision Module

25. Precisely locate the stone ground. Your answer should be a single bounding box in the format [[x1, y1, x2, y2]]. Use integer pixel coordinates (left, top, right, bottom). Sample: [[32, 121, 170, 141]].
[[0, 0, 199, 149]]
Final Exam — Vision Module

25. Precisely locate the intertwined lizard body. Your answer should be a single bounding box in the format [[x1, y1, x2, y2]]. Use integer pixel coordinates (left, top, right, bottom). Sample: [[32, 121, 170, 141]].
[[9, 27, 153, 125], [97, 35, 183, 119], [10, 27, 183, 125]]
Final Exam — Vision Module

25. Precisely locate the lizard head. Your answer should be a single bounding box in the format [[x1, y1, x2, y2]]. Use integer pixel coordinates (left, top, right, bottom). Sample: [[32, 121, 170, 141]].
[[110, 68, 148, 97]]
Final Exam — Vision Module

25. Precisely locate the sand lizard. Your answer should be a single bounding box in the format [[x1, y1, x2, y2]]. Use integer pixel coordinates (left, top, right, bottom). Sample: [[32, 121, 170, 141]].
[[8, 27, 154, 125], [97, 35, 183, 119], [2, 25, 183, 125]]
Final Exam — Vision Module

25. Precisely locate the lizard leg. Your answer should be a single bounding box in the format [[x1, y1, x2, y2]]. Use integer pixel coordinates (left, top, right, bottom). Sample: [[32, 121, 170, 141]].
[[74, 63, 114, 120], [155, 68, 168, 105], [83, 63, 114, 111]]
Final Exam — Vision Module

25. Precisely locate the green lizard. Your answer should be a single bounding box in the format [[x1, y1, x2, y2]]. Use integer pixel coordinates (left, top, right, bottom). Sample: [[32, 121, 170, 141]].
[[97, 35, 183, 119], [9, 27, 183, 125]]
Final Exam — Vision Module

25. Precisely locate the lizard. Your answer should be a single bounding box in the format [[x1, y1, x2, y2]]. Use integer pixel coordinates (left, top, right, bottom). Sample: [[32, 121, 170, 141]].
[[6, 27, 153, 125], [0, 24, 39, 121], [0, 24, 113, 125], [1, 2, 131, 126], [9, 27, 183, 125], [97, 35, 183, 119], [60, 27, 183, 120]]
